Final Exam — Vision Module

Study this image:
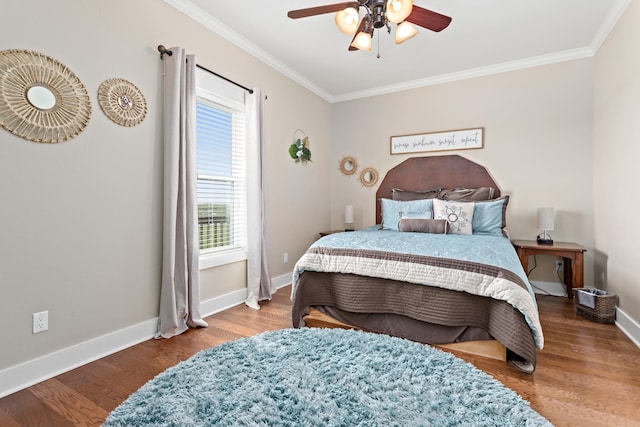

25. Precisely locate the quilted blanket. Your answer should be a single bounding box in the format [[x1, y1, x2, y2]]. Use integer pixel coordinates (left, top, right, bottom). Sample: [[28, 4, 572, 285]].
[[291, 228, 544, 349]]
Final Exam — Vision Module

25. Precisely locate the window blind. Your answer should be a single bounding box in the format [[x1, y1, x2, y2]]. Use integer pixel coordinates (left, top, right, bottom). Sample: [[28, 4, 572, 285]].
[[195, 70, 247, 257]]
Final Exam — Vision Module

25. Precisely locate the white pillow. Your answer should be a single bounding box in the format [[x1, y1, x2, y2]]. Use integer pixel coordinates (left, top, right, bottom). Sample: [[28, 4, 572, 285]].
[[433, 199, 475, 235]]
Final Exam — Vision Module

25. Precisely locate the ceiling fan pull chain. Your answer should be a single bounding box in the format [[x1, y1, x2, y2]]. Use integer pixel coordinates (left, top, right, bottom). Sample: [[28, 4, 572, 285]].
[[377, 32, 381, 58]]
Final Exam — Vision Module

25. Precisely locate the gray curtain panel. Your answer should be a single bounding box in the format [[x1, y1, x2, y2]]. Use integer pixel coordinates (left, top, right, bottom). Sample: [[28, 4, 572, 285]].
[[245, 88, 276, 309], [157, 47, 207, 338]]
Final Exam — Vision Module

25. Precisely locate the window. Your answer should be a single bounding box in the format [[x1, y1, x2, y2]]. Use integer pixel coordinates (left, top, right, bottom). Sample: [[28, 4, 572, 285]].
[[195, 68, 247, 269]]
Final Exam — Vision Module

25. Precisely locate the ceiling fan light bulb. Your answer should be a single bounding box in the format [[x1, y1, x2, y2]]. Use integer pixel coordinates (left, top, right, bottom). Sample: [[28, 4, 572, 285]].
[[386, 0, 413, 24], [351, 31, 372, 51], [335, 7, 359, 35], [395, 21, 419, 44]]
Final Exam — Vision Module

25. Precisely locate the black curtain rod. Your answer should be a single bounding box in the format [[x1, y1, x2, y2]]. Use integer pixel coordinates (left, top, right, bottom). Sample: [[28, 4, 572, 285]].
[[157, 45, 254, 94]]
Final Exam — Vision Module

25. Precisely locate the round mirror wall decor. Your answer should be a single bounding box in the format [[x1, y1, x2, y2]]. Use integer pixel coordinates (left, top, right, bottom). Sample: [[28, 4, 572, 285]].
[[0, 49, 91, 143], [338, 155, 358, 176], [26, 85, 57, 110], [98, 78, 147, 127], [359, 167, 379, 188]]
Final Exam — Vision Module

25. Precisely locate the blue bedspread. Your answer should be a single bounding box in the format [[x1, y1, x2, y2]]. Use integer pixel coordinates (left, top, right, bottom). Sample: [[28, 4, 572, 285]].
[[310, 227, 535, 301], [293, 226, 544, 349]]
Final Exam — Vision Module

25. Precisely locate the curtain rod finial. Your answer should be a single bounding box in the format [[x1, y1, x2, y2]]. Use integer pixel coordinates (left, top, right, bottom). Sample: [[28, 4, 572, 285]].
[[157, 45, 173, 59]]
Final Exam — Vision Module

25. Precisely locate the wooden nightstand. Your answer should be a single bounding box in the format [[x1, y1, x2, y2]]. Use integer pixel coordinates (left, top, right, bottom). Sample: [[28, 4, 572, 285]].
[[512, 240, 587, 299], [318, 230, 345, 237]]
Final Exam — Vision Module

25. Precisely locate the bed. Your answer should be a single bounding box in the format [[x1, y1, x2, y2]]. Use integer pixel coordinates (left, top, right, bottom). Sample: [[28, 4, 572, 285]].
[[291, 155, 544, 373]]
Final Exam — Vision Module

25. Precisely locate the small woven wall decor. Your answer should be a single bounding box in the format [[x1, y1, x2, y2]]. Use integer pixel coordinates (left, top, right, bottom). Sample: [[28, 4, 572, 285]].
[[98, 78, 147, 127], [359, 166, 379, 188], [0, 49, 91, 143], [338, 155, 358, 176]]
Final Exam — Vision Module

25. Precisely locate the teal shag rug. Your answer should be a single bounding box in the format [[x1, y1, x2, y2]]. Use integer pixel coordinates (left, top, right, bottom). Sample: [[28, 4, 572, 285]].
[[103, 328, 551, 426]]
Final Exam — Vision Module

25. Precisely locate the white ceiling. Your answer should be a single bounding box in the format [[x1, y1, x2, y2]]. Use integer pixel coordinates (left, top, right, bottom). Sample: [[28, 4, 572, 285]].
[[166, 0, 630, 102]]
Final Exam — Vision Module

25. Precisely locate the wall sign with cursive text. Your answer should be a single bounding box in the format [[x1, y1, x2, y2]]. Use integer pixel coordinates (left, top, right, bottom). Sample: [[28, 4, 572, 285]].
[[390, 128, 484, 155]]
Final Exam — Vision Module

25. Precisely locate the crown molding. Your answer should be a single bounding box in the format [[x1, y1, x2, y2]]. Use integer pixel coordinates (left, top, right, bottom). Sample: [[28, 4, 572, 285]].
[[165, 0, 630, 104], [332, 47, 595, 102], [590, 0, 632, 53], [163, 0, 334, 102]]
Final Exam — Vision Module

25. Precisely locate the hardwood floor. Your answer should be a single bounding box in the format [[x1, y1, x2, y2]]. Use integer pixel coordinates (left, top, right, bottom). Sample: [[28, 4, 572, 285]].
[[1, 287, 639, 426]]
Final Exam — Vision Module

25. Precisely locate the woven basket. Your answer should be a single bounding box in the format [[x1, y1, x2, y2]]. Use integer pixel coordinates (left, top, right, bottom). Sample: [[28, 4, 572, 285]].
[[573, 288, 618, 324]]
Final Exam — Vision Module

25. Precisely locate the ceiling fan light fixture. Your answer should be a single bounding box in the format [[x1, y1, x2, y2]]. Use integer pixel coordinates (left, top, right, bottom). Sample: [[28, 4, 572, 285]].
[[335, 7, 360, 35], [386, 0, 413, 24], [395, 21, 419, 44], [351, 31, 373, 51]]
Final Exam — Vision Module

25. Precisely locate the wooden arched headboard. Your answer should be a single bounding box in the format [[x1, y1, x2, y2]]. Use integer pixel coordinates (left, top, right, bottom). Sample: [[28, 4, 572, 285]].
[[375, 155, 501, 224]]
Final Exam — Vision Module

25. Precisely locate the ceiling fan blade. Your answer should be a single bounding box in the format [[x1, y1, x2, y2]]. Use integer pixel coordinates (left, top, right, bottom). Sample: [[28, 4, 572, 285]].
[[288, 2, 359, 19], [348, 18, 368, 51], [406, 6, 452, 32]]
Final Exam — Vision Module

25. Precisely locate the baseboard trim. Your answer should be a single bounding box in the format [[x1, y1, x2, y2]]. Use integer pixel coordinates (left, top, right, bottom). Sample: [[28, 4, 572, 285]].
[[532, 281, 640, 350], [0, 318, 158, 399], [0, 272, 294, 399], [271, 272, 292, 291], [200, 288, 248, 318], [615, 307, 640, 349], [530, 280, 568, 297], [4, 270, 633, 399]]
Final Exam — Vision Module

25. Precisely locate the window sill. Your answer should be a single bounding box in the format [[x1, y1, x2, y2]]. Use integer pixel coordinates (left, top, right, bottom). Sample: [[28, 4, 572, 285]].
[[199, 249, 247, 270]]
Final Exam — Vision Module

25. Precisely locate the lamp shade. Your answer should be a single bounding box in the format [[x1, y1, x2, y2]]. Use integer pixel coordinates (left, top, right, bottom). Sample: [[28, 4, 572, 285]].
[[395, 21, 419, 44], [537, 207, 554, 231], [351, 31, 373, 51], [335, 7, 359, 35], [345, 205, 355, 224], [386, 0, 413, 24]]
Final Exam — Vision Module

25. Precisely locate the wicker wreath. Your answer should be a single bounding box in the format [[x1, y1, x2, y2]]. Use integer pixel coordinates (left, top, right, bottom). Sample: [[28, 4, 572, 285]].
[[338, 155, 358, 176], [98, 78, 147, 127], [0, 49, 91, 143], [359, 167, 379, 188]]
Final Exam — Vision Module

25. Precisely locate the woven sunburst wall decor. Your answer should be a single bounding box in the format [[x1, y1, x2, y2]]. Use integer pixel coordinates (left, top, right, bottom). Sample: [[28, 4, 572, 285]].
[[338, 155, 358, 176], [359, 167, 380, 188], [98, 78, 147, 127], [0, 49, 91, 143]]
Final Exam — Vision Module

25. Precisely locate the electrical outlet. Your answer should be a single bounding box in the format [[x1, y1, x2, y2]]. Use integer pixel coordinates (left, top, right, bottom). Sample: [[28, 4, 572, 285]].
[[33, 311, 48, 334], [555, 260, 563, 271], [283, 253, 289, 264]]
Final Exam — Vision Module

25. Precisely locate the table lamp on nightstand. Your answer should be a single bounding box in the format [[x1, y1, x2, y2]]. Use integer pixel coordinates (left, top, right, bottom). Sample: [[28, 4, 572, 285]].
[[536, 207, 554, 245], [345, 204, 355, 231]]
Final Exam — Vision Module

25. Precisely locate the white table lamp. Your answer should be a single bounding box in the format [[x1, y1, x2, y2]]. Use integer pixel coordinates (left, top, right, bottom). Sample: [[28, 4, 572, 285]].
[[537, 207, 554, 245], [345, 205, 355, 231]]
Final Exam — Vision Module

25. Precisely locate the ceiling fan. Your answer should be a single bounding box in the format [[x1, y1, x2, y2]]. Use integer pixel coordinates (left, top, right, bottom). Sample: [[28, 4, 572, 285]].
[[287, 0, 452, 53]]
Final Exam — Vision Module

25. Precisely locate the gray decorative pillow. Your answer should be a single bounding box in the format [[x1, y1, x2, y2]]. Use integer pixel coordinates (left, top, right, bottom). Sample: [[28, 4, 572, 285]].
[[399, 218, 449, 234], [391, 188, 441, 201], [433, 199, 475, 235], [440, 187, 496, 202]]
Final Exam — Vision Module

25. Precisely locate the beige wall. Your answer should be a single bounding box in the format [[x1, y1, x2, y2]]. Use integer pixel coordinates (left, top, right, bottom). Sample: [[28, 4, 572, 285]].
[[2, 0, 637, 379], [594, 1, 640, 322], [331, 59, 595, 286], [0, 0, 332, 370]]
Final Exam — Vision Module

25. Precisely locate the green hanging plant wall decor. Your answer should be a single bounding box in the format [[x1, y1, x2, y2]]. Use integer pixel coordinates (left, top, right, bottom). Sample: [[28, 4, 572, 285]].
[[289, 129, 311, 164]]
